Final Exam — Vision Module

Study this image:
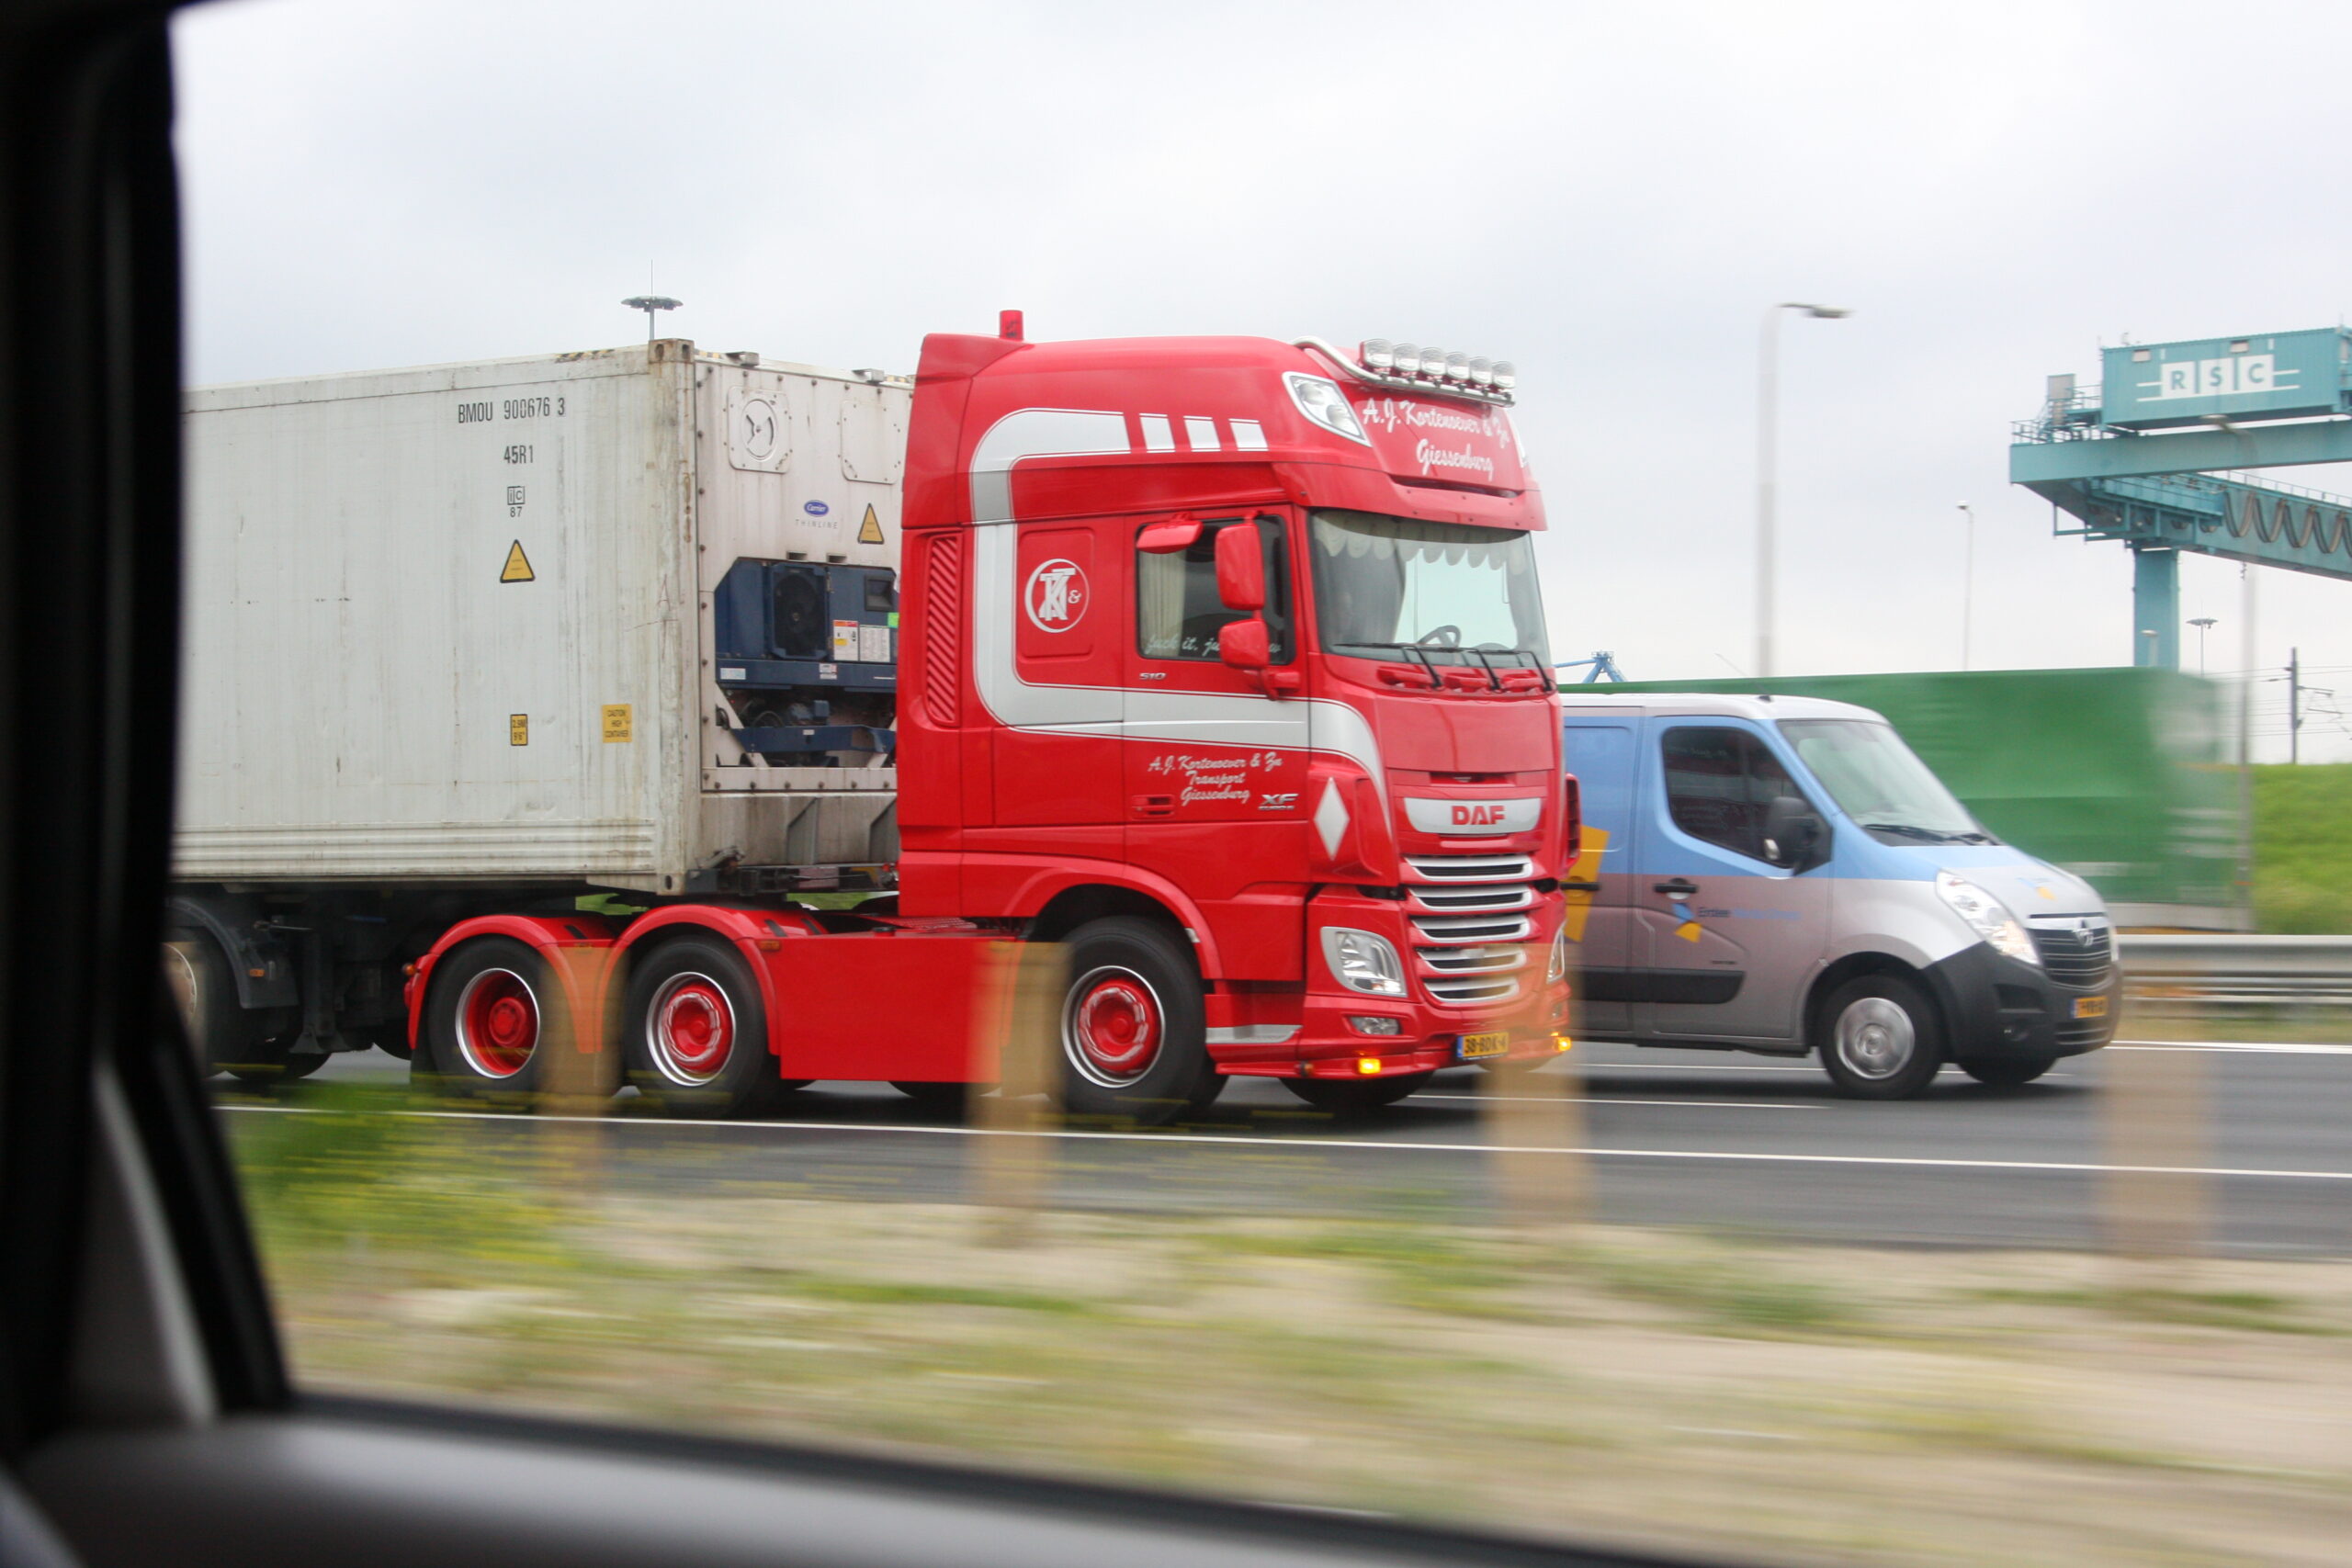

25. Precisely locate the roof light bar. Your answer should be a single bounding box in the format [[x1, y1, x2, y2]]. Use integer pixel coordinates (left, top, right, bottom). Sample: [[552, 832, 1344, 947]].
[[1285, 337, 1518, 405]]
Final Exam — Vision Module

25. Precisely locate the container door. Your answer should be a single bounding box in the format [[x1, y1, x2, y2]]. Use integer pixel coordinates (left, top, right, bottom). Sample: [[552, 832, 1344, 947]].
[[1123, 513, 1311, 979], [1634, 722, 1834, 1043], [1558, 716, 1642, 1037]]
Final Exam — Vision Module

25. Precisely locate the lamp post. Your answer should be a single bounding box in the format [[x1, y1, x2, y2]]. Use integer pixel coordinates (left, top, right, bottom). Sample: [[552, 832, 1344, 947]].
[[622, 295, 682, 342], [2188, 617, 2217, 676], [1757, 301, 1850, 678], [1955, 503, 1976, 671]]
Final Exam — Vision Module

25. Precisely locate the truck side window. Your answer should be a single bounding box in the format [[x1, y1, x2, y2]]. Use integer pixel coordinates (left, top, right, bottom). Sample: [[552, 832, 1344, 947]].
[[1661, 727, 1804, 863], [1135, 517, 1293, 664]]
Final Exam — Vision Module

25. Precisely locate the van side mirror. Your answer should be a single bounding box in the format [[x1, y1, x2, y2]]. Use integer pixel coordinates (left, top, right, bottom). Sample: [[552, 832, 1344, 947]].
[[1217, 617, 1270, 671], [1761, 794, 1826, 870], [1215, 524, 1264, 611]]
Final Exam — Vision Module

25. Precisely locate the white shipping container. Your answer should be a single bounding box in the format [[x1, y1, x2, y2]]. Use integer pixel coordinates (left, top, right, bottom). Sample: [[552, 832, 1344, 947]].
[[175, 341, 909, 893]]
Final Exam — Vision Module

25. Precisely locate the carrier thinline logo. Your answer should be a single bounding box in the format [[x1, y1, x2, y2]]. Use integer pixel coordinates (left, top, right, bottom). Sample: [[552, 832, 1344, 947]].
[[1023, 558, 1089, 633]]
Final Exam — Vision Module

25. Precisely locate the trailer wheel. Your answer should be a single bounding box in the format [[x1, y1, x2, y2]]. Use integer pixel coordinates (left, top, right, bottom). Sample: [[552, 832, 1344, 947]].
[[164, 930, 295, 1077], [1056, 918, 1221, 1125], [421, 937, 565, 1100], [1817, 974, 1945, 1100], [622, 934, 786, 1119], [1281, 1070, 1433, 1114]]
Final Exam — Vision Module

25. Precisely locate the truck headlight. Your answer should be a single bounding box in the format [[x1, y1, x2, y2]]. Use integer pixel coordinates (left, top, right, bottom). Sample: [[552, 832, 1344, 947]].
[[1321, 927, 1407, 996], [1935, 870, 2039, 966], [1547, 924, 1568, 983]]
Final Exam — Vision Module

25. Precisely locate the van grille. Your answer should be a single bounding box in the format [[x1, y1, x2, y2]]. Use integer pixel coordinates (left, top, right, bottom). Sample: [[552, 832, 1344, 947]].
[[2029, 916, 2113, 990], [1405, 853, 1544, 1007]]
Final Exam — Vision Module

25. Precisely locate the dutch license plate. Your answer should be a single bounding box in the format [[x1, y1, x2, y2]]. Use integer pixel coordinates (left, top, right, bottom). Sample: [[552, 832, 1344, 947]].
[[1457, 1032, 1510, 1061], [2073, 995, 2109, 1020]]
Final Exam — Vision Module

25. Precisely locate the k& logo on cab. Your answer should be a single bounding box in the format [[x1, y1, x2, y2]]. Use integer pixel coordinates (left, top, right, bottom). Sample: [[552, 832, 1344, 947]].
[[1023, 558, 1089, 633]]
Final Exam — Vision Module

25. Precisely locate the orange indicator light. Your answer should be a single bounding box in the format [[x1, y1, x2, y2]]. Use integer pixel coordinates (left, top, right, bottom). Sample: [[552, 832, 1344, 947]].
[[1355, 1057, 1382, 1076]]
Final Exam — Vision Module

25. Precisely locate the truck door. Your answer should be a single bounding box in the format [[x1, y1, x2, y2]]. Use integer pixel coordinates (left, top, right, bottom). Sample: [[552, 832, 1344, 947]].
[[1123, 513, 1309, 979], [1634, 722, 1833, 1044], [996, 520, 1125, 828], [1558, 715, 1642, 1037]]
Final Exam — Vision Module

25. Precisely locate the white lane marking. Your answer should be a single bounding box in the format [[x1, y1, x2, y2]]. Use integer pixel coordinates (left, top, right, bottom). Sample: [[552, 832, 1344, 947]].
[[213, 1106, 2352, 1180], [1415, 1094, 1821, 1111]]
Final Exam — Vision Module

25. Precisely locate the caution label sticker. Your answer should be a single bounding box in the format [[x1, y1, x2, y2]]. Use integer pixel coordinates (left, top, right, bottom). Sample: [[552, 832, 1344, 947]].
[[857, 504, 886, 545], [501, 541, 536, 582], [601, 704, 633, 743], [509, 715, 529, 747]]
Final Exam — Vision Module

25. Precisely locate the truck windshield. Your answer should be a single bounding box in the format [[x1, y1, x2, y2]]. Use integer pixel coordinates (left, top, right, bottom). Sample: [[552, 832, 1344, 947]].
[[1779, 718, 1996, 843], [1307, 510, 1550, 671]]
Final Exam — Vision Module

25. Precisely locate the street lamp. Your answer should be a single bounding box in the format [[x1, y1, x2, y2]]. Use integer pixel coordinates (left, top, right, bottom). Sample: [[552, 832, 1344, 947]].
[[1757, 301, 1850, 678], [2189, 617, 2218, 676], [622, 295, 682, 342], [1955, 503, 1976, 671]]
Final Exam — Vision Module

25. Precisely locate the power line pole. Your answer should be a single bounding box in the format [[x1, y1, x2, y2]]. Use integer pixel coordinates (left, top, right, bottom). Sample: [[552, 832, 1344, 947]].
[[2289, 647, 2302, 765]]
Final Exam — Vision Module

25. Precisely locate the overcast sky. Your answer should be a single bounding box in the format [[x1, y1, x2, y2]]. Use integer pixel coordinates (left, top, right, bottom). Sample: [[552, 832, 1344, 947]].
[[173, 0, 2352, 760]]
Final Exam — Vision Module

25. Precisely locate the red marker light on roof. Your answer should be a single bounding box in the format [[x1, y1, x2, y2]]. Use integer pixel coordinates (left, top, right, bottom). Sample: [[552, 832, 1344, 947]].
[[998, 310, 1024, 342]]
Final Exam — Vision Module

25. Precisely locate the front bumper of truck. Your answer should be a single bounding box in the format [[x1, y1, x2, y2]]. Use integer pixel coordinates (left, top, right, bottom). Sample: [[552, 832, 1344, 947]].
[[1210, 888, 1574, 1078]]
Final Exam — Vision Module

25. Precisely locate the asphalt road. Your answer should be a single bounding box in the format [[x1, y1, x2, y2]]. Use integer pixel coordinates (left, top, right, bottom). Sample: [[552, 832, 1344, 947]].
[[226, 1038, 2352, 1256]]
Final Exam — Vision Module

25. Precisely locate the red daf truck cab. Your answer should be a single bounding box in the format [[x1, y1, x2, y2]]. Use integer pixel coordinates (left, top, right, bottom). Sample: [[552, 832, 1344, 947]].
[[892, 326, 1571, 1116], [398, 325, 1570, 1124]]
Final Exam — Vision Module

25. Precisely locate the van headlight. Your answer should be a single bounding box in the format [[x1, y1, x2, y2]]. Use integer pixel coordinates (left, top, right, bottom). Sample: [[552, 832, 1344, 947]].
[[1935, 871, 2039, 966], [1547, 924, 1568, 983], [1322, 927, 1407, 996]]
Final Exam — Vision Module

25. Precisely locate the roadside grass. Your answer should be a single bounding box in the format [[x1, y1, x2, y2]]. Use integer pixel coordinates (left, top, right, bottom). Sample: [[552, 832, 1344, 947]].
[[1970, 1285, 2343, 1337], [2255, 762, 2352, 933], [220, 1103, 2352, 1568]]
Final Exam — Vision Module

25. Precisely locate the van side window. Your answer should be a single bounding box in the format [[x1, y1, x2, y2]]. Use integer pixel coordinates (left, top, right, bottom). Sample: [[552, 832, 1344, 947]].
[[1136, 516, 1293, 663], [1661, 727, 1804, 863]]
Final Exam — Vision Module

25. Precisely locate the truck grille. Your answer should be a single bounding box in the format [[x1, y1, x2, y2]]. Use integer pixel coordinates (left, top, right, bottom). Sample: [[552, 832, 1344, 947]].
[[2029, 916, 2113, 990], [1405, 854, 1543, 1007]]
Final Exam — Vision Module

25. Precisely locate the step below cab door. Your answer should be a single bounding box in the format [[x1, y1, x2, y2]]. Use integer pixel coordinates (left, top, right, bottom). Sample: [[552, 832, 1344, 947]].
[[1632, 721, 1834, 1045], [1558, 714, 1644, 1036]]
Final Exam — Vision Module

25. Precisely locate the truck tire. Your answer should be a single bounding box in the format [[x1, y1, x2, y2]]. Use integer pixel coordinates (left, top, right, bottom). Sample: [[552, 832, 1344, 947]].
[[420, 936, 567, 1101], [1281, 1070, 1433, 1114], [164, 931, 298, 1078], [1056, 917, 1222, 1125], [1816, 974, 1944, 1100], [621, 933, 788, 1119], [1959, 1054, 2057, 1088]]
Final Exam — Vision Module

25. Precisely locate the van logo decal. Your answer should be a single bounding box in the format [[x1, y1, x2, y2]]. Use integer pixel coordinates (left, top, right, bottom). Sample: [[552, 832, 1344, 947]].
[[1023, 558, 1089, 633]]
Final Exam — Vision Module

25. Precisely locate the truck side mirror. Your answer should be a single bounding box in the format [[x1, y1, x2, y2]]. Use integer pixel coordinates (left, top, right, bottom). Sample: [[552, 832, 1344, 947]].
[[1137, 515, 1202, 554], [1214, 524, 1264, 611], [1218, 616, 1270, 671], [1761, 794, 1826, 869]]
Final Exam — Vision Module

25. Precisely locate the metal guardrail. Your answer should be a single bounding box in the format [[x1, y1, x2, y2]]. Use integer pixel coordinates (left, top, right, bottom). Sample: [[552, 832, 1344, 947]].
[[2118, 934, 2352, 1006]]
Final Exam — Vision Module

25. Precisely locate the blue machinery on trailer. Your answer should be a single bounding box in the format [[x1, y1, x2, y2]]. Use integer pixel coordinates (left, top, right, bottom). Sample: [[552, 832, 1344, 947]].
[[2010, 327, 2352, 670]]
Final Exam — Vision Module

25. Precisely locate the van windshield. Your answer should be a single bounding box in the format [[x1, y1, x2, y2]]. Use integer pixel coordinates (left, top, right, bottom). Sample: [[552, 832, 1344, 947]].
[[1307, 510, 1550, 671], [1778, 718, 1996, 843]]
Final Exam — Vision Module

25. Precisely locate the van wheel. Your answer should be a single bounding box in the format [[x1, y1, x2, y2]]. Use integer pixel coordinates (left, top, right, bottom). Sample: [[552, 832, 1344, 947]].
[[1817, 974, 1944, 1100], [622, 934, 786, 1119], [421, 937, 565, 1100], [1960, 1054, 2057, 1087], [1056, 918, 1222, 1125], [1282, 1070, 1433, 1113]]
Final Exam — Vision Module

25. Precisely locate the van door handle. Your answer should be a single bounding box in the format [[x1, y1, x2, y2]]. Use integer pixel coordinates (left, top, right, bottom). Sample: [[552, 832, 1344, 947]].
[[1561, 880, 1602, 893], [1653, 878, 1699, 897], [1131, 794, 1176, 817]]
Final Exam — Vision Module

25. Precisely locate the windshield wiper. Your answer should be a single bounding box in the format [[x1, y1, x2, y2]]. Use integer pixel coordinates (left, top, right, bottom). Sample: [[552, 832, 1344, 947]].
[[1329, 641, 1445, 686], [1860, 821, 1962, 841]]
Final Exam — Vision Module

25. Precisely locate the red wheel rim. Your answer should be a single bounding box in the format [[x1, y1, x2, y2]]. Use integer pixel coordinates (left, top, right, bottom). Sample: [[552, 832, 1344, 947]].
[[455, 967, 539, 1078], [649, 972, 736, 1086], [1063, 966, 1164, 1089]]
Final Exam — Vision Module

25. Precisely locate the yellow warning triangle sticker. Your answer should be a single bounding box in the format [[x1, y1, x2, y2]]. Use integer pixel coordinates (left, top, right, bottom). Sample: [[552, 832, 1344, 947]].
[[856, 504, 886, 546], [500, 540, 535, 582]]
